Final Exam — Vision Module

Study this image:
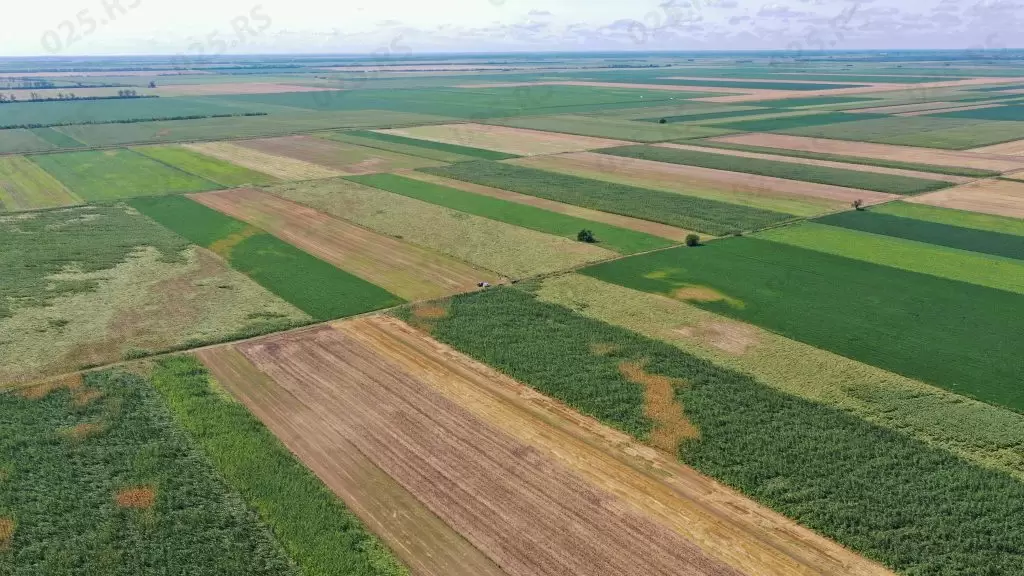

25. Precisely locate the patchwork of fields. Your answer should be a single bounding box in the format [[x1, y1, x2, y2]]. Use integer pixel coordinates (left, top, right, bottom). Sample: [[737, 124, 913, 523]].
[[3, 53, 1023, 576]]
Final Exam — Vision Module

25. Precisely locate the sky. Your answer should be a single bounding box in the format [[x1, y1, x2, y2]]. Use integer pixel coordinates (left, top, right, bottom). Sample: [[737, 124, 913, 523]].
[[1, 0, 1022, 57]]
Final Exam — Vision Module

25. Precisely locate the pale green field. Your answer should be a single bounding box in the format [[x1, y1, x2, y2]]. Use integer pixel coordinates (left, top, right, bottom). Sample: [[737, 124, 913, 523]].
[[0, 155, 82, 212]]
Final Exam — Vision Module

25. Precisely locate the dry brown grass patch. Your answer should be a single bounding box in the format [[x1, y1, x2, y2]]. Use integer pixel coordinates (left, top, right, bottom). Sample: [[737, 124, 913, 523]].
[[208, 225, 261, 259], [619, 361, 699, 453], [115, 485, 156, 509], [672, 286, 745, 309], [72, 388, 104, 407], [61, 421, 105, 441], [0, 518, 14, 551], [19, 373, 83, 400], [412, 304, 449, 320], [589, 342, 620, 356], [675, 320, 760, 356]]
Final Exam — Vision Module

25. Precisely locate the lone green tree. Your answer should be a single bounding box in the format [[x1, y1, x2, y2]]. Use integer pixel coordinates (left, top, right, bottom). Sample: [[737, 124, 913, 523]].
[[577, 229, 597, 243], [685, 233, 701, 247]]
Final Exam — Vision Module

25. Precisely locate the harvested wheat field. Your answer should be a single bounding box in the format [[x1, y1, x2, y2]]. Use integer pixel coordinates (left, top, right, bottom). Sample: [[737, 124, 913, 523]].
[[183, 142, 342, 180], [379, 123, 627, 156], [657, 142, 972, 184], [233, 135, 442, 174], [400, 170, 702, 241], [154, 83, 335, 96], [190, 188, 495, 301], [971, 139, 1024, 155], [710, 133, 1024, 173], [906, 178, 1024, 218], [513, 151, 891, 210]]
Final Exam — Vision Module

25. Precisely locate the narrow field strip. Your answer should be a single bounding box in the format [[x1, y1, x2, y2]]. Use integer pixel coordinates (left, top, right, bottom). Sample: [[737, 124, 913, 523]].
[[508, 152, 859, 216], [233, 135, 444, 174], [28, 149, 221, 201], [266, 177, 613, 279], [337, 315, 894, 576], [420, 160, 796, 235], [133, 145, 279, 187], [130, 194, 401, 320], [407, 286, 1024, 575], [873, 201, 1024, 236], [904, 178, 1024, 218], [0, 155, 81, 212], [338, 129, 519, 160], [28, 127, 84, 148], [231, 323, 750, 576], [379, 123, 628, 156], [485, 114, 733, 142], [349, 173, 674, 254], [537, 273, 1024, 481], [760, 222, 1024, 293], [582, 239, 1024, 412], [153, 354, 411, 576], [189, 187, 496, 301], [402, 170, 702, 242], [971, 138, 1024, 155], [709, 133, 1024, 172], [183, 141, 343, 180], [599, 144, 953, 195], [692, 139, 1000, 177]]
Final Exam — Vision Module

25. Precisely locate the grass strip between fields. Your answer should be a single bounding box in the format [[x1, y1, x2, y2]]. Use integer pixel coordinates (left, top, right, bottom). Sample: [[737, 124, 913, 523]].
[[581, 237, 1024, 413], [690, 140, 1001, 178], [344, 130, 520, 160], [598, 145, 953, 195], [151, 355, 408, 576], [129, 195, 403, 320], [419, 160, 795, 235], [348, 173, 674, 254], [396, 286, 1024, 576], [816, 209, 1024, 261]]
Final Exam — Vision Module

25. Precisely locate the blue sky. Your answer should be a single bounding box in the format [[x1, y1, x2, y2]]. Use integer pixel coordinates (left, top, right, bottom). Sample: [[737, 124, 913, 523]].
[[3, 0, 1022, 56]]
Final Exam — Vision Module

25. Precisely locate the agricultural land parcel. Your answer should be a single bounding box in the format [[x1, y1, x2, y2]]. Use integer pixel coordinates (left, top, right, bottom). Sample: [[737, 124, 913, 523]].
[[327, 129, 518, 161], [485, 114, 735, 142], [581, 238, 1024, 412], [904, 178, 1024, 219], [0, 156, 81, 212], [378, 123, 627, 156], [232, 135, 445, 173], [133, 145, 279, 187]]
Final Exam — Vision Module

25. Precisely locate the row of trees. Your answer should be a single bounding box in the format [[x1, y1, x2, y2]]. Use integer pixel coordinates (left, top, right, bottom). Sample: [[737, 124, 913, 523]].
[[0, 89, 153, 103]]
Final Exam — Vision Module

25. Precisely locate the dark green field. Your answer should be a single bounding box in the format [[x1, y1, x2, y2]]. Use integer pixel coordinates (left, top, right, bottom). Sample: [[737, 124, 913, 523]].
[[129, 195, 402, 320], [28, 127, 84, 148], [581, 238, 1024, 412], [744, 96, 882, 108], [815, 210, 1024, 261], [396, 287, 1024, 576], [420, 161, 796, 235], [932, 105, 1024, 121], [0, 96, 266, 129], [598, 145, 952, 194], [348, 173, 674, 254]]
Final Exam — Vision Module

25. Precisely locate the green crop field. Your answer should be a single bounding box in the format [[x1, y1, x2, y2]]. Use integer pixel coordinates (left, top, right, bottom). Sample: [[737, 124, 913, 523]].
[[781, 115, 1024, 149], [581, 238, 1024, 412], [395, 286, 1024, 575], [0, 96, 266, 129], [0, 129, 58, 154], [336, 130, 518, 160], [129, 195, 403, 320], [932, 105, 1024, 121], [151, 356, 407, 576], [28, 127, 84, 148], [0, 369, 298, 574], [872, 202, 1024, 236], [692, 140, 1000, 177], [816, 210, 1024, 261], [744, 96, 882, 108], [485, 114, 735, 142], [598, 145, 952, 194], [759, 222, 1024, 294], [348, 173, 673, 254], [28, 149, 221, 201], [640, 107, 777, 123], [133, 145, 279, 187], [715, 112, 888, 132], [0, 155, 82, 211], [420, 160, 796, 235]]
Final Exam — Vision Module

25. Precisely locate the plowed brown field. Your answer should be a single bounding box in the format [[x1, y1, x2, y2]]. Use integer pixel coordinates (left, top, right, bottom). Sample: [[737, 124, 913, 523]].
[[710, 133, 1024, 172], [906, 178, 1024, 218], [189, 188, 496, 300], [221, 323, 745, 576], [379, 123, 627, 155], [233, 135, 442, 173]]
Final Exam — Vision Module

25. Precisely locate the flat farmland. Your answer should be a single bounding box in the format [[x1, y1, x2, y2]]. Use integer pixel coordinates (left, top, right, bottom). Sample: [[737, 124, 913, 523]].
[[873, 201, 1024, 236], [709, 133, 1024, 172], [379, 123, 627, 155], [28, 127, 85, 148], [778, 115, 1024, 150], [0, 96, 264, 129], [133, 145, 279, 187], [27, 149, 220, 200], [182, 141, 342, 180], [484, 114, 734, 142], [971, 138, 1024, 155], [327, 130, 518, 161], [905, 178, 1024, 218], [153, 82, 335, 96], [0, 204, 308, 384], [233, 135, 444, 174], [421, 161, 797, 235], [411, 286, 1024, 575], [190, 187, 496, 300], [267, 177, 615, 278], [0, 155, 81, 212], [582, 238, 1024, 412], [0, 128, 63, 153], [511, 152, 882, 215]]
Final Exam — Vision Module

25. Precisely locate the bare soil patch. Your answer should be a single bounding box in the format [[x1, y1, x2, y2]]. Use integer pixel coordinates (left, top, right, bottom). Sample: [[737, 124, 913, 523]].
[[619, 360, 699, 453], [235, 323, 742, 576], [673, 286, 744, 309], [183, 142, 342, 181], [190, 188, 494, 301], [711, 133, 1024, 173], [381, 123, 627, 156], [154, 83, 334, 96], [0, 518, 13, 551], [337, 316, 895, 576], [115, 486, 156, 509], [235, 135, 440, 174], [907, 178, 1024, 218], [674, 320, 761, 356]]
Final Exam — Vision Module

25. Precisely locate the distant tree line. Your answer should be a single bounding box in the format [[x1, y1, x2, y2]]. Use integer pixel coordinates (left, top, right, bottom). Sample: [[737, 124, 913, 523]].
[[0, 91, 158, 104], [0, 112, 267, 130]]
